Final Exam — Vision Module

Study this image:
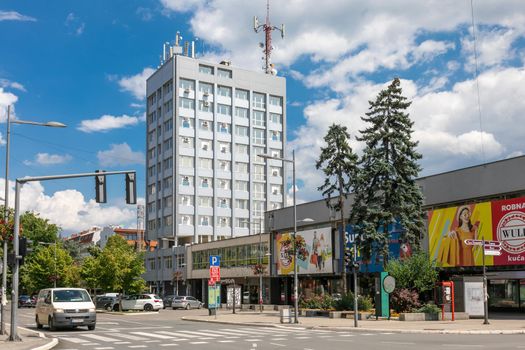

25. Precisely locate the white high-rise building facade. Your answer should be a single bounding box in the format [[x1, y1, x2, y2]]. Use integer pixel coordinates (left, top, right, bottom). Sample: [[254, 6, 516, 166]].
[[145, 52, 286, 252]]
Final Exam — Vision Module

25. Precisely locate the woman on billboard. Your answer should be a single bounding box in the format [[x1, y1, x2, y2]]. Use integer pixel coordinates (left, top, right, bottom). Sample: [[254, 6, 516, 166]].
[[448, 205, 480, 266]]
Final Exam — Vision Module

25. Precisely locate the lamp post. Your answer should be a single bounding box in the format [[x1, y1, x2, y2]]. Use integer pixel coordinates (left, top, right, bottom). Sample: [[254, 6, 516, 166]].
[[2, 105, 66, 338], [39, 242, 57, 288], [258, 150, 313, 324]]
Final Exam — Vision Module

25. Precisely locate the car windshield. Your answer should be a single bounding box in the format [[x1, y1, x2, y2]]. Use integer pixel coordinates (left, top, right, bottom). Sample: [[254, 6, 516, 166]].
[[173, 297, 183, 300], [53, 289, 91, 302]]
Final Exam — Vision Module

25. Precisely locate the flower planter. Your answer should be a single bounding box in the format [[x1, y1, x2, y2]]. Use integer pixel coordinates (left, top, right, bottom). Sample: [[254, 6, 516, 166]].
[[399, 312, 439, 321]]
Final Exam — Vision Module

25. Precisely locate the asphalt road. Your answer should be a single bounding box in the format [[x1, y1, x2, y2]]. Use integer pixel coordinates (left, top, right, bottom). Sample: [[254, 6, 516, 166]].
[[15, 307, 525, 350]]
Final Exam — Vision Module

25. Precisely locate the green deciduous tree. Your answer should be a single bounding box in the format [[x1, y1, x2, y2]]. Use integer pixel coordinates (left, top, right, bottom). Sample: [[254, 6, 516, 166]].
[[80, 235, 145, 295], [316, 124, 358, 293], [352, 78, 425, 264], [20, 211, 60, 244], [385, 251, 438, 295], [20, 244, 80, 294]]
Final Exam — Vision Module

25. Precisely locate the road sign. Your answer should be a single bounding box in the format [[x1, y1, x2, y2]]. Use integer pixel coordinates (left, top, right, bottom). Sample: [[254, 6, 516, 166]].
[[383, 275, 396, 294], [484, 250, 502, 256], [464, 239, 500, 247], [210, 255, 221, 267], [209, 266, 220, 283]]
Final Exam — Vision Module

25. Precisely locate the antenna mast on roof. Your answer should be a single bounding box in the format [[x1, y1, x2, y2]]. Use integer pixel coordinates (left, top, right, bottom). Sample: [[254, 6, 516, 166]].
[[254, 0, 285, 75]]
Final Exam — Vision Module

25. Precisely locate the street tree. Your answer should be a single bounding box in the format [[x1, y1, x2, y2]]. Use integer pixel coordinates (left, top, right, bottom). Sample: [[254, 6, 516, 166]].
[[316, 124, 358, 293], [81, 235, 145, 295], [351, 78, 425, 264], [20, 210, 60, 244], [20, 243, 80, 294]]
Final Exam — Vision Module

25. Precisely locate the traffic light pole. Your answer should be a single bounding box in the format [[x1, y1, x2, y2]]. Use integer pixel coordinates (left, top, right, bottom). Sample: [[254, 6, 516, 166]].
[[9, 170, 135, 341]]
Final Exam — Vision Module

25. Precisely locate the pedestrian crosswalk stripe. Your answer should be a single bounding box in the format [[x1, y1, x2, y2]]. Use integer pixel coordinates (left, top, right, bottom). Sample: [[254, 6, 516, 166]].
[[82, 334, 120, 342], [128, 346, 147, 348], [197, 329, 240, 337], [155, 330, 199, 339], [130, 332, 173, 339], [189, 341, 208, 345], [107, 333, 143, 341], [160, 344, 179, 347], [58, 337, 89, 344], [208, 329, 261, 336], [218, 340, 235, 343], [174, 330, 226, 337]]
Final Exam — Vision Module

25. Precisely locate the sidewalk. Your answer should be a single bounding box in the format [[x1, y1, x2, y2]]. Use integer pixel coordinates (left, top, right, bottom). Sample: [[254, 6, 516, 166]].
[[182, 310, 525, 334], [0, 326, 57, 350]]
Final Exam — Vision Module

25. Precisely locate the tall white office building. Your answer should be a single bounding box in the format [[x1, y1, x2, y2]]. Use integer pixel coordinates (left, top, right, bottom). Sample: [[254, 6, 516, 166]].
[[145, 44, 286, 252]]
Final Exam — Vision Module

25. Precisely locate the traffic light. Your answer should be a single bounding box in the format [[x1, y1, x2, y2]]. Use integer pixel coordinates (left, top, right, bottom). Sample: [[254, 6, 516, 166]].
[[95, 170, 107, 203], [125, 172, 136, 204], [19, 236, 33, 265], [344, 247, 352, 265]]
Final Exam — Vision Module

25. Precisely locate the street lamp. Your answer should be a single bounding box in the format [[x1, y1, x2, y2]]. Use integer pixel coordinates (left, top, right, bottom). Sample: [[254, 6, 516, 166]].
[[258, 150, 313, 324], [39, 241, 58, 288], [2, 105, 66, 339]]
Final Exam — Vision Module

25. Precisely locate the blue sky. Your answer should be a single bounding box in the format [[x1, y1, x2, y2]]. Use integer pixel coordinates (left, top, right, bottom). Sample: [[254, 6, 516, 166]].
[[1, 0, 525, 234]]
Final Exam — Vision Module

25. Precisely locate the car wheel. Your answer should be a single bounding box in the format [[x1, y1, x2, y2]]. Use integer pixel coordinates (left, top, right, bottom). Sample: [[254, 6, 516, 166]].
[[36, 315, 43, 329], [185, 304, 190, 310], [48, 316, 56, 331], [144, 304, 153, 311], [113, 304, 120, 312], [88, 325, 96, 331], [198, 303, 202, 309], [105, 303, 112, 311]]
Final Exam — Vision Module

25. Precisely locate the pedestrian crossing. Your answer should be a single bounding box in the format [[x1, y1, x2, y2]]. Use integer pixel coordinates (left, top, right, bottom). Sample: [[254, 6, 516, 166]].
[[54, 326, 393, 349]]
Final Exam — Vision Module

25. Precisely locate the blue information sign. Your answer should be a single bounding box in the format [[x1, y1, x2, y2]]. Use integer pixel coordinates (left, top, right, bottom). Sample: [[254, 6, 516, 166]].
[[209, 255, 220, 267]]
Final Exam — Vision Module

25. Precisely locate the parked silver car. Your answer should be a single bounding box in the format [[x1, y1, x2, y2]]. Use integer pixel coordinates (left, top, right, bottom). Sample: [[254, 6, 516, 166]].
[[171, 296, 203, 310]]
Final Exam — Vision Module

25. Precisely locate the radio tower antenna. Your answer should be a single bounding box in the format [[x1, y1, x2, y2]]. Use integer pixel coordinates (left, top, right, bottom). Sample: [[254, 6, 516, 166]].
[[254, 0, 285, 74]]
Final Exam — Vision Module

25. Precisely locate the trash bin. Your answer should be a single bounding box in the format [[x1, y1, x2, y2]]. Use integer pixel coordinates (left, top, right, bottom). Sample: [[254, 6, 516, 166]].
[[280, 308, 291, 324]]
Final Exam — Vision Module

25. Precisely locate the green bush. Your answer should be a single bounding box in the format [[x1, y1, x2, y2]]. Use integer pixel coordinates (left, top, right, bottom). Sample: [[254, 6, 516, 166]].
[[390, 288, 421, 313], [335, 292, 373, 311], [299, 294, 335, 310], [415, 303, 441, 314]]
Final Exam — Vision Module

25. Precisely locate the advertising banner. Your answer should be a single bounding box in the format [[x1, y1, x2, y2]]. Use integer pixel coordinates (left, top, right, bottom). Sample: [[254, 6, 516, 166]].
[[428, 196, 525, 267], [276, 227, 333, 275]]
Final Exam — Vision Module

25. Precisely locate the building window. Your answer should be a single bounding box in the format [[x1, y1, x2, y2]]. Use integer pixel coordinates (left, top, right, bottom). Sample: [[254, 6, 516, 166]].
[[179, 97, 195, 110], [199, 82, 213, 94], [198, 196, 213, 207], [235, 89, 248, 100], [235, 143, 248, 155], [235, 180, 249, 191], [199, 216, 211, 226], [217, 86, 232, 97], [200, 120, 211, 131], [271, 185, 282, 195], [164, 137, 173, 151], [181, 176, 192, 187], [180, 195, 193, 206], [271, 131, 282, 142], [252, 110, 266, 127], [235, 126, 249, 138], [217, 122, 231, 134], [253, 92, 266, 109], [234, 162, 249, 174], [219, 142, 231, 153], [164, 118, 173, 132], [199, 100, 212, 112], [163, 177, 172, 189], [217, 103, 231, 116], [253, 164, 265, 181], [199, 158, 213, 170], [179, 156, 193, 168], [179, 78, 195, 92], [163, 80, 173, 96], [252, 146, 266, 162], [200, 177, 212, 188], [149, 258, 155, 270], [252, 128, 266, 145], [163, 195, 173, 208], [180, 117, 193, 129], [180, 136, 193, 149], [199, 65, 214, 75], [235, 107, 249, 119], [218, 217, 230, 227], [164, 100, 173, 114], [200, 139, 212, 152], [163, 215, 173, 227], [236, 218, 250, 228], [218, 198, 230, 208], [253, 200, 266, 217], [217, 68, 232, 78], [180, 215, 193, 225], [253, 183, 265, 199], [235, 199, 248, 209], [219, 179, 230, 190], [164, 256, 173, 269], [270, 113, 282, 124], [269, 95, 283, 107], [220, 161, 231, 172], [163, 157, 173, 170]]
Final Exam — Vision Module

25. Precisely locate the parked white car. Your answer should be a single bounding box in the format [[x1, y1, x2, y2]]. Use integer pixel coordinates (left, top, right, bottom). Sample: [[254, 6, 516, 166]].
[[121, 294, 163, 311]]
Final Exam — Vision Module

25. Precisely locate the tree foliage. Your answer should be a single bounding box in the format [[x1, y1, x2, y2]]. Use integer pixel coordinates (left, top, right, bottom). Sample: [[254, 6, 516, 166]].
[[20, 243, 80, 294], [351, 78, 425, 262], [80, 235, 146, 294], [385, 251, 438, 294], [20, 210, 60, 244]]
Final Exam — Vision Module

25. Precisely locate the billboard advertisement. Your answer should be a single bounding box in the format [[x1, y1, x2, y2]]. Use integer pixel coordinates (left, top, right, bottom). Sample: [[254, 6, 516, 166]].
[[428, 196, 525, 267], [276, 227, 333, 275]]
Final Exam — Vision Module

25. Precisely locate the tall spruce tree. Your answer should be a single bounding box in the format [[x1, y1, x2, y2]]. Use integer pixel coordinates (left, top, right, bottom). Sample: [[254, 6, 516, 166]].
[[352, 78, 425, 265], [316, 124, 358, 293]]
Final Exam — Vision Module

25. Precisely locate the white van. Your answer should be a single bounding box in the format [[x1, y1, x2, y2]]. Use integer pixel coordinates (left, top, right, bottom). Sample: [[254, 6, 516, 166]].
[[35, 288, 96, 330]]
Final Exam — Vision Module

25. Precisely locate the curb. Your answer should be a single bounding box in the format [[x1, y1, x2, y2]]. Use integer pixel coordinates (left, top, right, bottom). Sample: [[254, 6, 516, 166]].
[[18, 326, 59, 350], [181, 317, 525, 335], [96, 310, 160, 316]]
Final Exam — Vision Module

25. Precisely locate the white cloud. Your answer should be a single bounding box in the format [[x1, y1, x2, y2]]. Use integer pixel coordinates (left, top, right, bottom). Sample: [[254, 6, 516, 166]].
[[136, 7, 154, 21], [64, 12, 85, 36], [0, 79, 26, 92], [24, 153, 73, 166], [77, 114, 140, 133], [0, 132, 5, 145], [0, 88, 18, 122], [97, 143, 145, 167], [160, 0, 206, 13], [0, 10, 36, 22], [118, 68, 155, 100], [412, 40, 455, 63], [0, 178, 143, 233]]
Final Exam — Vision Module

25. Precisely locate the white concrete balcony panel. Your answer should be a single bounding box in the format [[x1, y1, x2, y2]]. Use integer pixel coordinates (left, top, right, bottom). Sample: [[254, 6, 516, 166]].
[[235, 208, 249, 217], [216, 207, 231, 217], [178, 224, 194, 236], [269, 121, 283, 132], [197, 187, 214, 197], [197, 149, 214, 158], [216, 95, 232, 105], [179, 186, 194, 195], [234, 117, 249, 126], [269, 176, 283, 185], [198, 92, 214, 101], [235, 99, 249, 108], [180, 90, 195, 99], [235, 173, 249, 182], [196, 225, 213, 236], [197, 206, 214, 216], [215, 170, 232, 179], [235, 136, 249, 144], [179, 148, 195, 157], [179, 127, 195, 137], [233, 228, 249, 237], [269, 140, 283, 149], [178, 167, 195, 176], [199, 130, 214, 139], [270, 193, 283, 202], [234, 191, 249, 200], [216, 133, 232, 142], [216, 188, 232, 198], [179, 107, 195, 119], [235, 154, 249, 163], [216, 152, 232, 161], [198, 111, 214, 121], [197, 168, 213, 178], [179, 205, 194, 215], [216, 226, 232, 237], [268, 104, 282, 114], [217, 114, 232, 124]]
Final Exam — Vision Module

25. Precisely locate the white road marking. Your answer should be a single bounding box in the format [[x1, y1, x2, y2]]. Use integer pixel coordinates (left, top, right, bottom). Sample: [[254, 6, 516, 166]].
[[58, 337, 89, 344], [114, 342, 130, 345], [130, 332, 173, 339], [245, 339, 262, 341], [218, 340, 235, 343], [128, 346, 147, 348], [338, 334, 355, 337], [442, 345, 484, 348], [82, 334, 120, 342], [107, 333, 144, 341], [189, 341, 208, 344], [175, 330, 225, 337], [144, 340, 161, 343], [382, 341, 416, 345], [81, 343, 99, 346], [156, 331, 200, 339], [94, 347, 114, 350], [270, 343, 286, 347], [160, 344, 179, 347]]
